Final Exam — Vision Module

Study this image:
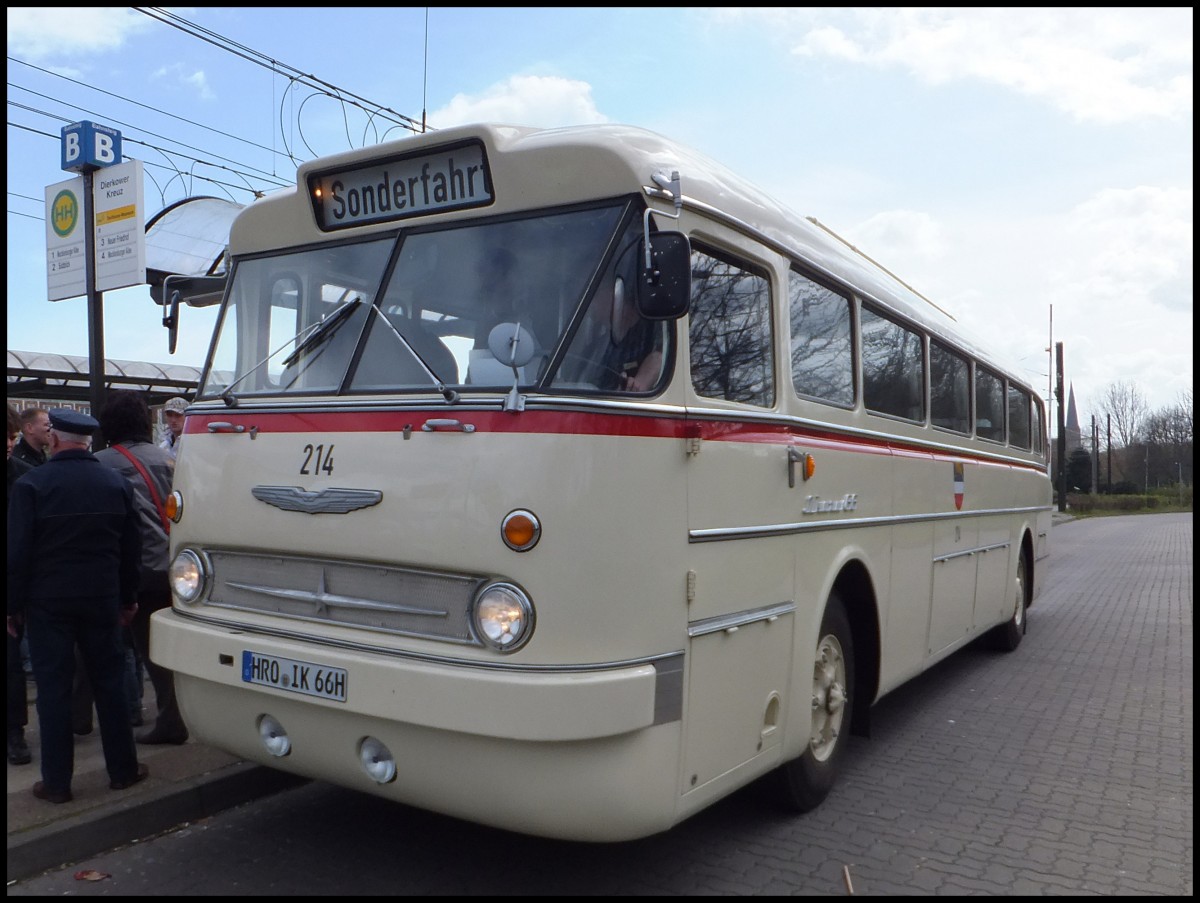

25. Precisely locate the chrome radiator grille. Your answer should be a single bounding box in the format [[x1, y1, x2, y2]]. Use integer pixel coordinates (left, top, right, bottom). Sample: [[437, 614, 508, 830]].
[[203, 550, 484, 645]]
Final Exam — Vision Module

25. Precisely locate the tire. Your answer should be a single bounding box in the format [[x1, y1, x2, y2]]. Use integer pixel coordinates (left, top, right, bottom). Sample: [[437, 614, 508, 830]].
[[775, 594, 855, 812], [988, 550, 1029, 652]]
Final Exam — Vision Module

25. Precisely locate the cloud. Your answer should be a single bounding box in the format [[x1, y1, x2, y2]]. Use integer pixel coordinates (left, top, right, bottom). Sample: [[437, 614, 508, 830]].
[[1066, 186, 1193, 313], [721, 8, 1192, 123], [6, 7, 155, 59], [850, 210, 948, 266], [432, 74, 609, 129], [152, 63, 216, 102]]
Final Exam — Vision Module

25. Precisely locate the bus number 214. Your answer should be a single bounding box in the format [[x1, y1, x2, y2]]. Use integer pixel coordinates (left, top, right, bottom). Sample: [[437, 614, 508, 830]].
[[300, 443, 335, 475]]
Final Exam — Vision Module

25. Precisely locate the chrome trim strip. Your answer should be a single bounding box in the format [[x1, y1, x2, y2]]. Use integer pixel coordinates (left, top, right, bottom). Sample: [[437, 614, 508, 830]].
[[225, 580, 449, 618], [172, 606, 684, 675], [932, 541, 1011, 564], [689, 506, 1053, 543], [688, 601, 795, 638]]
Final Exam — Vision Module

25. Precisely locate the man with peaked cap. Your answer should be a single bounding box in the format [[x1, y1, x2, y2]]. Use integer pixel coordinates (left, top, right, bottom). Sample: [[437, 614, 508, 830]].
[[159, 396, 188, 460], [7, 408, 149, 804]]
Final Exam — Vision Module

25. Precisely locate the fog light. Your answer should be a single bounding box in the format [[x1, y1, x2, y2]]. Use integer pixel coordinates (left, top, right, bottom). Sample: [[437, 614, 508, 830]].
[[358, 736, 396, 784], [257, 714, 291, 757]]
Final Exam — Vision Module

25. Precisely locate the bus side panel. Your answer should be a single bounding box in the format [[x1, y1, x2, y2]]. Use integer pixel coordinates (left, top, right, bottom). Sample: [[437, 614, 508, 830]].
[[681, 541, 794, 792], [972, 457, 1018, 630], [682, 431, 798, 793], [888, 445, 941, 665]]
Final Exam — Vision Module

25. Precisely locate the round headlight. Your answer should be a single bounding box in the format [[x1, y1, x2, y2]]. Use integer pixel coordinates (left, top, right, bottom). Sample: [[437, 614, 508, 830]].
[[472, 582, 534, 652], [169, 549, 207, 604]]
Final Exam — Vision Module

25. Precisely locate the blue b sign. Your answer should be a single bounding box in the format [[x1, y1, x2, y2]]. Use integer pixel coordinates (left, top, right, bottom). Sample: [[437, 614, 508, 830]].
[[61, 121, 122, 173]]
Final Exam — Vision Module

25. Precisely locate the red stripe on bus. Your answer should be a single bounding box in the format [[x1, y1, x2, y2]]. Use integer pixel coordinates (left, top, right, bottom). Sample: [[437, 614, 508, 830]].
[[183, 409, 1045, 471]]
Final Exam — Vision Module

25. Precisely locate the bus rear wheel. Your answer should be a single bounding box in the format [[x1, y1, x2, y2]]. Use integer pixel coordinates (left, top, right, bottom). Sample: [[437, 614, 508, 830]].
[[774, 595, 855, 812], [988, 550, 1028, 652]]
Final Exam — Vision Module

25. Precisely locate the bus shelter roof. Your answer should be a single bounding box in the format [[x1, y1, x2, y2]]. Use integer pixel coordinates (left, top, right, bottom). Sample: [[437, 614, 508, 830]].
[[7, 350, 203, 408]]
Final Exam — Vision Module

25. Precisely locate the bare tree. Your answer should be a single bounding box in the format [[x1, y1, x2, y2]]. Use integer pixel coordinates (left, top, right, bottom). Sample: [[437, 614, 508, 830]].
[[1143, 388, 1194, 487], [1096, 380, 1148, 448]]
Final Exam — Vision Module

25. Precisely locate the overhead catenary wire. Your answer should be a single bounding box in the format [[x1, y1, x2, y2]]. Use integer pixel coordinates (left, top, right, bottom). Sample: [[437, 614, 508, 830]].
[[8, 10, 432, 237]]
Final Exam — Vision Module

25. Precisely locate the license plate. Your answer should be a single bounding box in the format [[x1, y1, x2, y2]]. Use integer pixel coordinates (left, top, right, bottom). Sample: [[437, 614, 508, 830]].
[[242, 651, 348, 702]]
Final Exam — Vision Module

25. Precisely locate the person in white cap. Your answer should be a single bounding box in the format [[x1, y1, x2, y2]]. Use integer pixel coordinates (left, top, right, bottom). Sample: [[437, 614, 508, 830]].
[[159, 397, 188, 460]]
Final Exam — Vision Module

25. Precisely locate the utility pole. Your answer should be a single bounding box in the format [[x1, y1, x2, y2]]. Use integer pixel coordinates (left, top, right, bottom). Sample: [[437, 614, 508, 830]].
[[1091, 415, 1098, 495], [1056, 342, 1066, 511], [1107, 414, 1112, 491]]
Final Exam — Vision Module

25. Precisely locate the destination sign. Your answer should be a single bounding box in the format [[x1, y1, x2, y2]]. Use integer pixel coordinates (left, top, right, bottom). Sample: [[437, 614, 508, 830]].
[[307, 140, 493, 231]]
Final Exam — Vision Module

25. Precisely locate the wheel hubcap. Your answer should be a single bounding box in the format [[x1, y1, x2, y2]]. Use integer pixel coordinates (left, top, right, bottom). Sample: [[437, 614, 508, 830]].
[[810, 634, 847, 762]]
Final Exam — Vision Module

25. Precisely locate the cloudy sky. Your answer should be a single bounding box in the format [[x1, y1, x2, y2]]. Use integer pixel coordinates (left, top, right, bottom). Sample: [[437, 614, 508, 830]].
[[6, 7, 1192, 419]]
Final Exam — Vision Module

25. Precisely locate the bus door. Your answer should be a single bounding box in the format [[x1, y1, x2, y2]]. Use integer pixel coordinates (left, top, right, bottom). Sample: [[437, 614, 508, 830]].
[[680, 246, 795, 793]]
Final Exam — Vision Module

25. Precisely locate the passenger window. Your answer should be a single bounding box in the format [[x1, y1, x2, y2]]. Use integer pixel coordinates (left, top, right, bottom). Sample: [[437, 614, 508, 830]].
[[975, 367, 1005, 442], [789, 269, 853, 406], [861, 306, 924, 422], [930, 340, 970, 433], [1032, 397, 1045, 455], [1008, 384, 1031, 450], [689, 247, 774, 407]]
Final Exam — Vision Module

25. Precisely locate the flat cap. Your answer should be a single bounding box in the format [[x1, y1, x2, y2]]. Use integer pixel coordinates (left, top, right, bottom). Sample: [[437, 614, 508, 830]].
[[48, 408, 99, 435], [162, 397, 189, 414]]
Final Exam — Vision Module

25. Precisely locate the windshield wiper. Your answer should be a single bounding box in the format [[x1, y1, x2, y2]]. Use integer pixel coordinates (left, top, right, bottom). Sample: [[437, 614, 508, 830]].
[[280, 296, 362, 370], [363, 305, 459, 404], [218, 296, 362, 407]]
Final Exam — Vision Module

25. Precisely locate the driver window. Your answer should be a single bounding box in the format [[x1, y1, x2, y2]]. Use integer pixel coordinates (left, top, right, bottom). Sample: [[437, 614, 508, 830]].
[[551, 220, 671, 394]]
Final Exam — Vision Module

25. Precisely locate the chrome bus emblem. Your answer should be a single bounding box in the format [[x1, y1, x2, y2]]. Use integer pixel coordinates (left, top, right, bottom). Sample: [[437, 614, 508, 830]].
[[251, 486, 382, 514]]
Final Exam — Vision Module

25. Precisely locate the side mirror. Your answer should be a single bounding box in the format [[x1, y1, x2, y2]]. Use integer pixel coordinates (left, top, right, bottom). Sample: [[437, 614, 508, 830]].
[[165, 289, 182, 354], [636, 232, 691, 320]]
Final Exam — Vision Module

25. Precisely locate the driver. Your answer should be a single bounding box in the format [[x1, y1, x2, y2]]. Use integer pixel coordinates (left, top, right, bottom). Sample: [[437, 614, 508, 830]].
[[596, 274, 663, 392]]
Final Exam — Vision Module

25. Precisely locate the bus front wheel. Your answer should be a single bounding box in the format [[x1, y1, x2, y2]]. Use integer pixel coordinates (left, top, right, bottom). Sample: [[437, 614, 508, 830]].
[[774, 595, 855, 812]]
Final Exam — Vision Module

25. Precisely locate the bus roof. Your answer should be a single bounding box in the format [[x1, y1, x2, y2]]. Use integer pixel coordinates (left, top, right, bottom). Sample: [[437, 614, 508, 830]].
[[237, 122, 1034, 394]]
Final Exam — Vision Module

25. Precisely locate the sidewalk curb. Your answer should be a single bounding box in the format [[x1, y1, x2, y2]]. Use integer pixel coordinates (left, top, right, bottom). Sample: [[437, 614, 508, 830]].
[[7, 762, 308, 883]]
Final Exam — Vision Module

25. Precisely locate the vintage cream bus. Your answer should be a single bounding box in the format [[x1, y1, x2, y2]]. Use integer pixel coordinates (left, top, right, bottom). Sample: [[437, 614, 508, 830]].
[[152, 123, 1052, 841]]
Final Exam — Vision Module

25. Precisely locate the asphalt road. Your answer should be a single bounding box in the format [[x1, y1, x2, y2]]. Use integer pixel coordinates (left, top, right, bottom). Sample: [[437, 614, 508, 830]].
[[7, 512, 1192, 896]]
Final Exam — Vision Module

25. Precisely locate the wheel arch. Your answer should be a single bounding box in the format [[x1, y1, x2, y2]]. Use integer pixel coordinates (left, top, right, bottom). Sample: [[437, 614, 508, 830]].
[[1020, 527, 1035, 608], [830, 559, 879, 739]]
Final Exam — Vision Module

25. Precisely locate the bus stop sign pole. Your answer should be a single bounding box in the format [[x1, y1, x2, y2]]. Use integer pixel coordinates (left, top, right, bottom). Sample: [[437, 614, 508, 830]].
[[60, 122, 122, 445]]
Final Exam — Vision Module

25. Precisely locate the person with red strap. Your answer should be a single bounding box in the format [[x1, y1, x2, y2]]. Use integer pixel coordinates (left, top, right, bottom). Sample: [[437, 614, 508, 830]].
[[94, 391, 189, 746]]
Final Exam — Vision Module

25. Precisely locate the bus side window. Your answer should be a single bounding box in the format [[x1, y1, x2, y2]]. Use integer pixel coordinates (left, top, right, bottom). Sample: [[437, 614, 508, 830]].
[[1008, 383, 1031, 449], [789, 268, 854, 406], [688, 246, 774, 407], [862, 305, 924, 422], [975, 366, 1006, 442], [930, 339, 970, 432]]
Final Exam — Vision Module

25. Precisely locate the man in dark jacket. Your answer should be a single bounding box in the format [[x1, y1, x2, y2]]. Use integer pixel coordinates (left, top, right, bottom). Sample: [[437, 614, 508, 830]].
[[7, 408, 149, 804], [13, 407, 50, 468]]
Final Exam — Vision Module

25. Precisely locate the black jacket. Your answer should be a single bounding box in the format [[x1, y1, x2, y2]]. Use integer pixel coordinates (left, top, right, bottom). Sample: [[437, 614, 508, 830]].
[[11, 437, 46, 468], [7, 449, 142, 616]]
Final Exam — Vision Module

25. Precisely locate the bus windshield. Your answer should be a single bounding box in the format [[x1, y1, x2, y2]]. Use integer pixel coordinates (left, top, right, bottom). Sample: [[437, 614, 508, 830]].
[[199, 201, 672, 400]]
